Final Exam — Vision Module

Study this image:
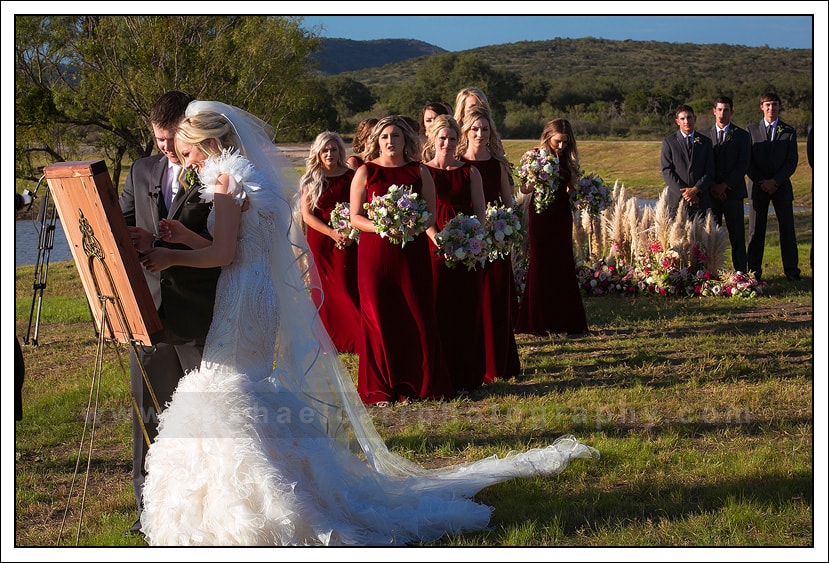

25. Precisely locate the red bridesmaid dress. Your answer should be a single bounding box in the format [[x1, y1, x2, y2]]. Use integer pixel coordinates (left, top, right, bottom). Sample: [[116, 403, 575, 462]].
[[515, 161, 588, 336], [461, 156, 521, 382], [305, 170, 362, 354], [356, 162, 454, 404], [427, 164, 486, 393]]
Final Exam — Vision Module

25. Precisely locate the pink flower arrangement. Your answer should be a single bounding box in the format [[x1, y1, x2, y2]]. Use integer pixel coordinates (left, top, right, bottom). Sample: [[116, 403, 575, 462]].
[[484, 203, 524, 261], [575, 255, 763, 299]]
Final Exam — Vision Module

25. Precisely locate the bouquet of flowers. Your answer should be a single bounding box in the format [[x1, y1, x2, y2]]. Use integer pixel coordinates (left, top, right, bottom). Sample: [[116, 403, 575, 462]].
[[484, 203, 524, 261], [516, 147, 562, 214], [434, 214, 491, 270], [364, 184, 431, 247], [329, 201, 360, 249], [571, 172, 613, 216]]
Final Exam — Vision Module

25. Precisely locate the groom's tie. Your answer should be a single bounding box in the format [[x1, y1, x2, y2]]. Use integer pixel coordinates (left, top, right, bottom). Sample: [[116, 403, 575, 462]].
[[166, 164, 182, 211]]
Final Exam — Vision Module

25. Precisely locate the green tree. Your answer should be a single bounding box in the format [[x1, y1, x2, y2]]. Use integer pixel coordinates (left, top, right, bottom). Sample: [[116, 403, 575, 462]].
[[15, 15, 324, 188], [325, 76, 375, 120], [381, 52, 520, 128]]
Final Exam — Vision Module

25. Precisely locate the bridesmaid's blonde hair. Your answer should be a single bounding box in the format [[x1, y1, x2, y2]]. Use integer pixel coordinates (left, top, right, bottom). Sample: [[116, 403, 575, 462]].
[[421, 114, 461, 162], [457, 105, 509, 169], [453, 87, 490, 125], [362, 116, 420, 162], [301, 131, 348, 211]]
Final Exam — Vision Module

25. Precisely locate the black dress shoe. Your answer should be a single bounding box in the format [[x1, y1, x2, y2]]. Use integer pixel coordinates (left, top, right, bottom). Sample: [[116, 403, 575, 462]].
[[126, 518, 143, 536]]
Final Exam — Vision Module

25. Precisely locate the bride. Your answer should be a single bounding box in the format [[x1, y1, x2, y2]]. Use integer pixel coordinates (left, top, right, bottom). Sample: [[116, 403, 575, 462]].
[[136, 101, 599, 546]]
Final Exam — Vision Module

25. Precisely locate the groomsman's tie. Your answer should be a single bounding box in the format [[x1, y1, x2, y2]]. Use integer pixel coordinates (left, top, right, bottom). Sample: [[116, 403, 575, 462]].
[[686, 135, 693, 154], [717, 129, 724, 145], [766, 124, 773, 141]]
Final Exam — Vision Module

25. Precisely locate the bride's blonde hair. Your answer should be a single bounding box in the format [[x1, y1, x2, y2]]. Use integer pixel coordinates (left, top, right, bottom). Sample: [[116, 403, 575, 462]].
[[175, 111, 241, 161]]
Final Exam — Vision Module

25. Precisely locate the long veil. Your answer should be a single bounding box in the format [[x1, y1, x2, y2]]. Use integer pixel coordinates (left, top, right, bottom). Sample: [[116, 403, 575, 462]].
[[186, 101, 598, 497]]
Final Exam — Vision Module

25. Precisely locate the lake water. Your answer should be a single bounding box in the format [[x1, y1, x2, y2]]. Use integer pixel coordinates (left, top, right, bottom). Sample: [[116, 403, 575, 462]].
[[16, 218, 74, 266]]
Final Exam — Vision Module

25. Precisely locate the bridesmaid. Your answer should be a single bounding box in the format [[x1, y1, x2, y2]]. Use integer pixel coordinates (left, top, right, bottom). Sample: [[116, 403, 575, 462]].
[[300, 131, 361, 354], [349, 116, 454, 406], [458, 105, 521, 382], [347, 117, 377, 171], [454, 86, 490, 129], [423, 114, 487, 394], [418, 101, 452, 151], [514, 118, 588, 336]]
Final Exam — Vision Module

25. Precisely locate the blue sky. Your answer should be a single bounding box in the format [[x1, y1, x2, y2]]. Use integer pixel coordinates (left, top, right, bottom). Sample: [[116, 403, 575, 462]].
[[300, 13, 818, 52]]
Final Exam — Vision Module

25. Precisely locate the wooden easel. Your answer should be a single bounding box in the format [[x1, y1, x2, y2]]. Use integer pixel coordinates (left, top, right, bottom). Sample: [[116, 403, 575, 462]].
[[43, 161, 164, 545]]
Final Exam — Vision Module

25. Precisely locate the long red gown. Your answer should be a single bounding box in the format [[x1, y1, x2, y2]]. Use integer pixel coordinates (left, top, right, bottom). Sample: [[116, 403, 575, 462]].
[[356, 162, 454, 404], [461, 156, 521, 382], [515, 162, 588, 336], [426, 164, 485, 393], [305, 170, 362, 354]]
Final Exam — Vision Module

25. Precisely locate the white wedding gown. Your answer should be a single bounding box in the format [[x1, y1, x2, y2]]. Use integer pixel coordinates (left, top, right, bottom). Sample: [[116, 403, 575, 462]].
[[140, 150, 599, 546]]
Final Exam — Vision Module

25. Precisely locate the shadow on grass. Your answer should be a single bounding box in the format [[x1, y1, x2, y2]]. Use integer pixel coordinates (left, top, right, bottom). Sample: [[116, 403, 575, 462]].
[[382, 404, 812, 456], [17, 451, 132, 475], [477, 470, 813, 544]]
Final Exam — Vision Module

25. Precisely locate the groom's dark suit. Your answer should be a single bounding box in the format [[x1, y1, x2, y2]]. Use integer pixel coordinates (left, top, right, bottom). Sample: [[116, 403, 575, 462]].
[[746, 118, 799, 280], [701, 123, 751, 272], [119, 153, 220, 515], [660, 131, 715, 218]]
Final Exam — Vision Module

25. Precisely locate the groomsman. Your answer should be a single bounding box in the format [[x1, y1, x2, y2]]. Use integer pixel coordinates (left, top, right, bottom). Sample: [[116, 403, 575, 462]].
[[746, 92, 800, 281], [701, 96, 751, 273], [661, 104, 715, 219]]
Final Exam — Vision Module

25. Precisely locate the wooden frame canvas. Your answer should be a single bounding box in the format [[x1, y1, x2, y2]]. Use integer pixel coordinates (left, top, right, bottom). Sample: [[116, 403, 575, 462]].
[[43, 160, 163, 345]]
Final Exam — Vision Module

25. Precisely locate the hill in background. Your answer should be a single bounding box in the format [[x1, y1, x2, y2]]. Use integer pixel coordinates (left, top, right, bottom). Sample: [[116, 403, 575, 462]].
[[310, 36, 812, 140], [329, 36, 812, 90], [312, 38, 446, 74]]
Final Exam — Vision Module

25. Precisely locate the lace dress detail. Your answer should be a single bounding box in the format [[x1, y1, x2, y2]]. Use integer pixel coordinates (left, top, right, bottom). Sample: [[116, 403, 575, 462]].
[[197, 150, 279, 378]]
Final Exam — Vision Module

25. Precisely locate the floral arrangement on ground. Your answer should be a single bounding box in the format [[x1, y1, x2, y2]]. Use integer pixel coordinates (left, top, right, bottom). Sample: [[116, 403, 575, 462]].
[[511, 182, 764, 299], [574, 253, 764, 298]]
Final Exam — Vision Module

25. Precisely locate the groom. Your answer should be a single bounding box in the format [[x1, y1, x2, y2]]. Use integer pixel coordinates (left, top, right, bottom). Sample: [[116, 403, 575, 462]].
[[119, 91, 221, 535]]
